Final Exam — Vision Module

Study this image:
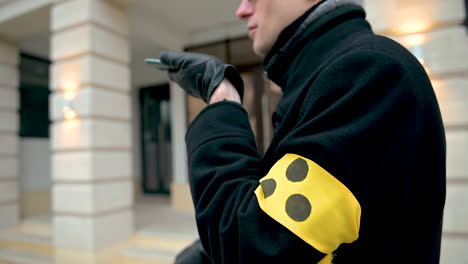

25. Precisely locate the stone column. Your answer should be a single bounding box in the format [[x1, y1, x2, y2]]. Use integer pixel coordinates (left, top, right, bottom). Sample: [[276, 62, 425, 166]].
[[364, 0, 468, 262], [50, 0, 133, 255], [427, 31, 468, 264], [0, 40, 19, 230]]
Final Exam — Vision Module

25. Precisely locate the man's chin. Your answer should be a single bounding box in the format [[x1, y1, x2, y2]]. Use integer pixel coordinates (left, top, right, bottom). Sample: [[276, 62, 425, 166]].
[[252, 43, 268, 58], [253, 50, 266, 58]]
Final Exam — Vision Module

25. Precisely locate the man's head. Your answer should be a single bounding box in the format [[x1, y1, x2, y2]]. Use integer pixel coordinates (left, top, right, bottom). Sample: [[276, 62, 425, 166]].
[[236, 0, 322, 57]]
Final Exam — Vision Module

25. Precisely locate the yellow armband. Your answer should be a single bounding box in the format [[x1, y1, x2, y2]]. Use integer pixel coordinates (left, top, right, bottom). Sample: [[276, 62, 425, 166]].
[[255, 154, 361, 262]]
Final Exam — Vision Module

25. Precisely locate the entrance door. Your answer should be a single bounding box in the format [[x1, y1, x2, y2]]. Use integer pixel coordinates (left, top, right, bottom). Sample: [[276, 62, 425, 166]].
[[139, 84, 172, 194]]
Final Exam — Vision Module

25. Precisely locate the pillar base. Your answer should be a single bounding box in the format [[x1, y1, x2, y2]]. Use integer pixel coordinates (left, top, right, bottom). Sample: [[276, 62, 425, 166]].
[[54, 209, 133, 252]]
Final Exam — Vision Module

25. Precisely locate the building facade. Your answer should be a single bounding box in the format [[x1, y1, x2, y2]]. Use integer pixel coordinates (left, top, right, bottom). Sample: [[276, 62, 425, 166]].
[[0, 0, 466, 263]]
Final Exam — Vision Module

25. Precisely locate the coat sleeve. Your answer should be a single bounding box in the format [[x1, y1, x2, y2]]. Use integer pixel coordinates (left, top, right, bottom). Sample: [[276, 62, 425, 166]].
[[185, 50, 421, 264], [186, 102, 327, 264]]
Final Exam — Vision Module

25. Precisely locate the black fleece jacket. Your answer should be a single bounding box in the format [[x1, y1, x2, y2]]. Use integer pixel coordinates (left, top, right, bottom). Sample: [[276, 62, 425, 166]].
[[185, 4, 446, 264]]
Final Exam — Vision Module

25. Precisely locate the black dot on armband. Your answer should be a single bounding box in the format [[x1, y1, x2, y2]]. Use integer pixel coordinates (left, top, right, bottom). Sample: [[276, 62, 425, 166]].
[[285, 194, 312, 222], [286, 158, 309, 182], [260, 179, 277, 198]]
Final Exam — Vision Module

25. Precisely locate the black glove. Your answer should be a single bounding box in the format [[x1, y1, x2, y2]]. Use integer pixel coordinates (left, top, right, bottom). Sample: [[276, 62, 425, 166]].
[[160, 51, 244, 103]]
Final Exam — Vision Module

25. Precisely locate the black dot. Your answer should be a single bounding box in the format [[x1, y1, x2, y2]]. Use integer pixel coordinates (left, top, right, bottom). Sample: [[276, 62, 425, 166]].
[[285, 194, 312, 222], [286, 158, 309, 182], [260, 179, 277, 198]]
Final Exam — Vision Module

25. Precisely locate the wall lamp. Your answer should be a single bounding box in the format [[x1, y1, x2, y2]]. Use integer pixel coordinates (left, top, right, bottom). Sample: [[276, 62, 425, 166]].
[[62, 97, 78, 120], [402, 34, 426, 66]]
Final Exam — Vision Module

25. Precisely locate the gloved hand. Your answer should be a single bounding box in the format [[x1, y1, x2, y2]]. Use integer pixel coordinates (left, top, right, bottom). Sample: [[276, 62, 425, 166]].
[[160, 51, 244, 104]]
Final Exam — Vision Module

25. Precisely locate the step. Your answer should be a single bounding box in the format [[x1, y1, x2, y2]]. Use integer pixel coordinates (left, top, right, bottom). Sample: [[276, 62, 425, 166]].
[[0, 247, 52, 264], [119, 228, 199, 264], [21, 215, 51, 226], [0, 230, 53, 256], [18, 216, 52, 237], [119, 246, 177, 264], [135, 227, 198, 250]]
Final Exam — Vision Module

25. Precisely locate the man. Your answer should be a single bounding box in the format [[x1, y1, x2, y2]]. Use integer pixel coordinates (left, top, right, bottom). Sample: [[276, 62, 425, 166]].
[[161, 0, 446, 263]]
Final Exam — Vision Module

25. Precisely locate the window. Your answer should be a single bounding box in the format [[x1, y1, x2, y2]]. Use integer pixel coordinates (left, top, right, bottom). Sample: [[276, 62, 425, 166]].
[[19, 53, 51, 138], [464, 0, 468, 29]]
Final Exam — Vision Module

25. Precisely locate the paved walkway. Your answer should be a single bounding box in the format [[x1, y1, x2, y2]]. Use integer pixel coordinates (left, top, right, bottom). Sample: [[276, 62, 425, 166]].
[[0, 194, 199, 264]]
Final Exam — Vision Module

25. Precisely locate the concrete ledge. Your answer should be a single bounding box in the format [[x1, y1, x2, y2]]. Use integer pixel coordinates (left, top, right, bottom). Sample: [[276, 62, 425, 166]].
[[170, 183, 193, 212]]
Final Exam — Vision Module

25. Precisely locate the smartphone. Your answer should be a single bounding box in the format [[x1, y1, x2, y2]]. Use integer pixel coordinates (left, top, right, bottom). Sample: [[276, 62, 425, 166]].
[[144, 58, 176, 71]]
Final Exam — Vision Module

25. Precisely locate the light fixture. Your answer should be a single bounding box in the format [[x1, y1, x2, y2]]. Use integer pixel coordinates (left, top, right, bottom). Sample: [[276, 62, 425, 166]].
[[410, 45, 425, 65], [396, 21, 432, 35], [402, 34, 426, 47], [400, 34, 427, 67], [63, 97, 77, 120]]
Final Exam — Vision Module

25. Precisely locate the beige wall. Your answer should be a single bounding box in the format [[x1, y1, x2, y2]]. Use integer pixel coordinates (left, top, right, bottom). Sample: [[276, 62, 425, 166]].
[[364, 0, 468, 263], [0, 40, 19, 230]]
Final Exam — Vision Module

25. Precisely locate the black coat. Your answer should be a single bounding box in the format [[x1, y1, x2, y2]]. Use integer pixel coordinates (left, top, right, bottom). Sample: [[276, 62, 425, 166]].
[[185, 4, 446, 264]]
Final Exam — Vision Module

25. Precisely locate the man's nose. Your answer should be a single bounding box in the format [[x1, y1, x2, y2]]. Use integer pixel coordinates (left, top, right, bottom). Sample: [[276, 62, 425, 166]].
[[236, 0, 254, 19]]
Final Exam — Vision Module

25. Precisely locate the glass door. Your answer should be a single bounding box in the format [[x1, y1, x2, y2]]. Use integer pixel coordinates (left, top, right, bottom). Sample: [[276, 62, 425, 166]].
[[139, 84, 172, 194]]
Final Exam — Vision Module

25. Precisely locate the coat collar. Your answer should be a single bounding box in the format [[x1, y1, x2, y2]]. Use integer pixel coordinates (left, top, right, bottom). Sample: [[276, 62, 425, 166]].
[[263, 4, 367, 89]]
